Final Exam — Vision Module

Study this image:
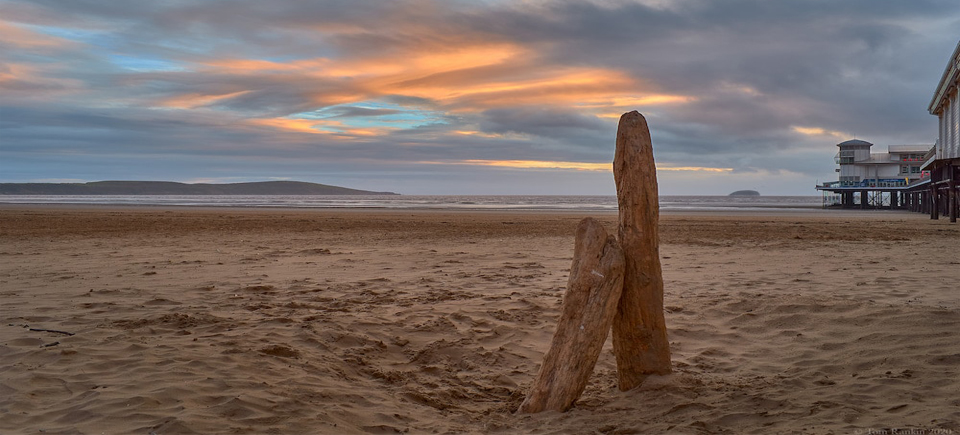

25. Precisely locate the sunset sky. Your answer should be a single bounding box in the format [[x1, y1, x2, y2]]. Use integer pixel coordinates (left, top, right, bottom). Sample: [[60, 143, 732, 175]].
[[2, 0, 958, 195]]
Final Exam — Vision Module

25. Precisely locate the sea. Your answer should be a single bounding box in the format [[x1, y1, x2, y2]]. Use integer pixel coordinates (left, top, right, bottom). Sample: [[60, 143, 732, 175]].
[[0, 195, 827, 212]]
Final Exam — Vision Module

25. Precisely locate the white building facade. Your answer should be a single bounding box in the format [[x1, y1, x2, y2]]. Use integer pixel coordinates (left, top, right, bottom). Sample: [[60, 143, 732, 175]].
[[923, 39, 960, 222], [928, 40, 960, 162]]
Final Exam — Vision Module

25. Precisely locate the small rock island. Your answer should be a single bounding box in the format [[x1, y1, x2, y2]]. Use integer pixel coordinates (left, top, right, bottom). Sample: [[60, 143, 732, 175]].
[[729, 190, 760, 196]]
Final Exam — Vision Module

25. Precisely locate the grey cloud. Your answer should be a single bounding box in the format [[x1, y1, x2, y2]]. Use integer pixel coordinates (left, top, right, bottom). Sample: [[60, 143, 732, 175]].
[[480, 108, 606, 136], [475, 108, 614, 157]]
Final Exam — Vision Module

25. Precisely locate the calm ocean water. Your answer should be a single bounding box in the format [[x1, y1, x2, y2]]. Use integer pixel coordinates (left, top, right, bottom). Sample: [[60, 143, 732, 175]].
[[0, 195, 825, 212]]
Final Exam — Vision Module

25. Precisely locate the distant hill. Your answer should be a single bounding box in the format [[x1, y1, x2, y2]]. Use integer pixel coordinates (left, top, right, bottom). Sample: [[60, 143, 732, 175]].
[[729, 190, 760, 196], [0, 181, 398, 196]]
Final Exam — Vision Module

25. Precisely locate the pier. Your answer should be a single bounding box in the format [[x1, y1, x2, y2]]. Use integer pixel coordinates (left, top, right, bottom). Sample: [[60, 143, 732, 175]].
[[816, 159, 959, 223], [816, 39, 959, 223]]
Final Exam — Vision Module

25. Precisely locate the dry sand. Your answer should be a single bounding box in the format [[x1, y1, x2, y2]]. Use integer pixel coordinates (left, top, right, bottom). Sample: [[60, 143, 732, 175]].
[[1, 206, 958, 434]]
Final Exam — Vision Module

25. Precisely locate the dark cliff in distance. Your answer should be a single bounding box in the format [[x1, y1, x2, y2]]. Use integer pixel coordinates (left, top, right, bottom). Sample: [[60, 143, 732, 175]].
[[729, 190, 760, 196], [0, 181, 399, 196]]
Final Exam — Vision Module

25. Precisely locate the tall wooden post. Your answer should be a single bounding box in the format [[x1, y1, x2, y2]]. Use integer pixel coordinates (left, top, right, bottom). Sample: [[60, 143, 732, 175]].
[[612, 111, 671, 391], [518, 218, 625, 413]]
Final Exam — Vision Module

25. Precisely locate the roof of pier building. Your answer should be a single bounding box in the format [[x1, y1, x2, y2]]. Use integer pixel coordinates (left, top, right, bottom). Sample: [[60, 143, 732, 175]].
[[837, 139, 873, 148]]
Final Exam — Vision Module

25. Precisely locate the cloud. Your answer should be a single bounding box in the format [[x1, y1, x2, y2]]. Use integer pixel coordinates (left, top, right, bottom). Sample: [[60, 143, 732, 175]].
[[479, 108, 607, 138], [1, 0, 957, 194], [792, 126, 849, 141], [435, 159, 734, 173]]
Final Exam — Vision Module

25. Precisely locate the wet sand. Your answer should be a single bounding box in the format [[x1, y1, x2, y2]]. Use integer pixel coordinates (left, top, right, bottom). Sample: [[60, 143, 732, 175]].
[[1, 206, 958, 434]]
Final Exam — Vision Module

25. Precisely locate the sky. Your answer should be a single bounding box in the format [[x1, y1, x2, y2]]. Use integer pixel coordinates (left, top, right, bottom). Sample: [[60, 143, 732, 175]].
[[1, 0, 958, 195]]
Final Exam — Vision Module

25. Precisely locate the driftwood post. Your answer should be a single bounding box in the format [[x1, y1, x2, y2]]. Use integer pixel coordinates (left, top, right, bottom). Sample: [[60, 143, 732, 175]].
[[612, 111, 672, 391], [518, 217, 625, 413]]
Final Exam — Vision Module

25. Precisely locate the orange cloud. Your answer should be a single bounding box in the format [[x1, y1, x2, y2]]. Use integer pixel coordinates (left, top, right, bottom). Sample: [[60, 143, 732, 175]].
[[590, 95, 697, 108], [202, 58, 301, 72], [249, 118, 330, 134], [718, 81, 762, 96], [453, 130, 509, 139], [202, 43, 521, 80], [425, 160, 733, 173], [384, 66, 697, 116], [193, 40, 695, 117], [409, 44, 522, 73], [248, 117, 393, 138], [388, 67, 630, 107], [0, 61, 86, 100], [460, 159, 612, 171], [0, 63, 33, 82], [792, 126, 848, 139]]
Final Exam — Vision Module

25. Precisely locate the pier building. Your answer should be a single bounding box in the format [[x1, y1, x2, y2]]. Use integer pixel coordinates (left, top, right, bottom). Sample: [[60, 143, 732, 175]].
[[816, 140, 932, 209]]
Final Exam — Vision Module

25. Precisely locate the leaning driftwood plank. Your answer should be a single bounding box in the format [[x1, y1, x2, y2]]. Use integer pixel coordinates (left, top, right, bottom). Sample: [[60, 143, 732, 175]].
[[612, 111, 672, 391], [518, 217, 625, 413]]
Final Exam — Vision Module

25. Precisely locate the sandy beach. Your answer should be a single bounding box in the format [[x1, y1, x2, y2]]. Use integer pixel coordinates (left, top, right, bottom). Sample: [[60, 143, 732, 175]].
[[1, 206, 958, 434]]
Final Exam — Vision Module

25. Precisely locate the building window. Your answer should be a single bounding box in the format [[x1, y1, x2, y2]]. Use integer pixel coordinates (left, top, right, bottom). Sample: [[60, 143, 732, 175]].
[[901, 165, 910, 174], [838, 150, 855, 164], [899, 153, 926, 161], [911, 166, 921, 174], [839, 176, 861, 186]]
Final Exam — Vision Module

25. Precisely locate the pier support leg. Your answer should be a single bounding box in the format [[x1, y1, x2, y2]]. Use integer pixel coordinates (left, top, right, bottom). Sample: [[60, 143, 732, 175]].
[[860, 191, 868, 209], [931, 185, 939, 220], [949, 166, 957, 223], [890, 191, 899, 209]]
